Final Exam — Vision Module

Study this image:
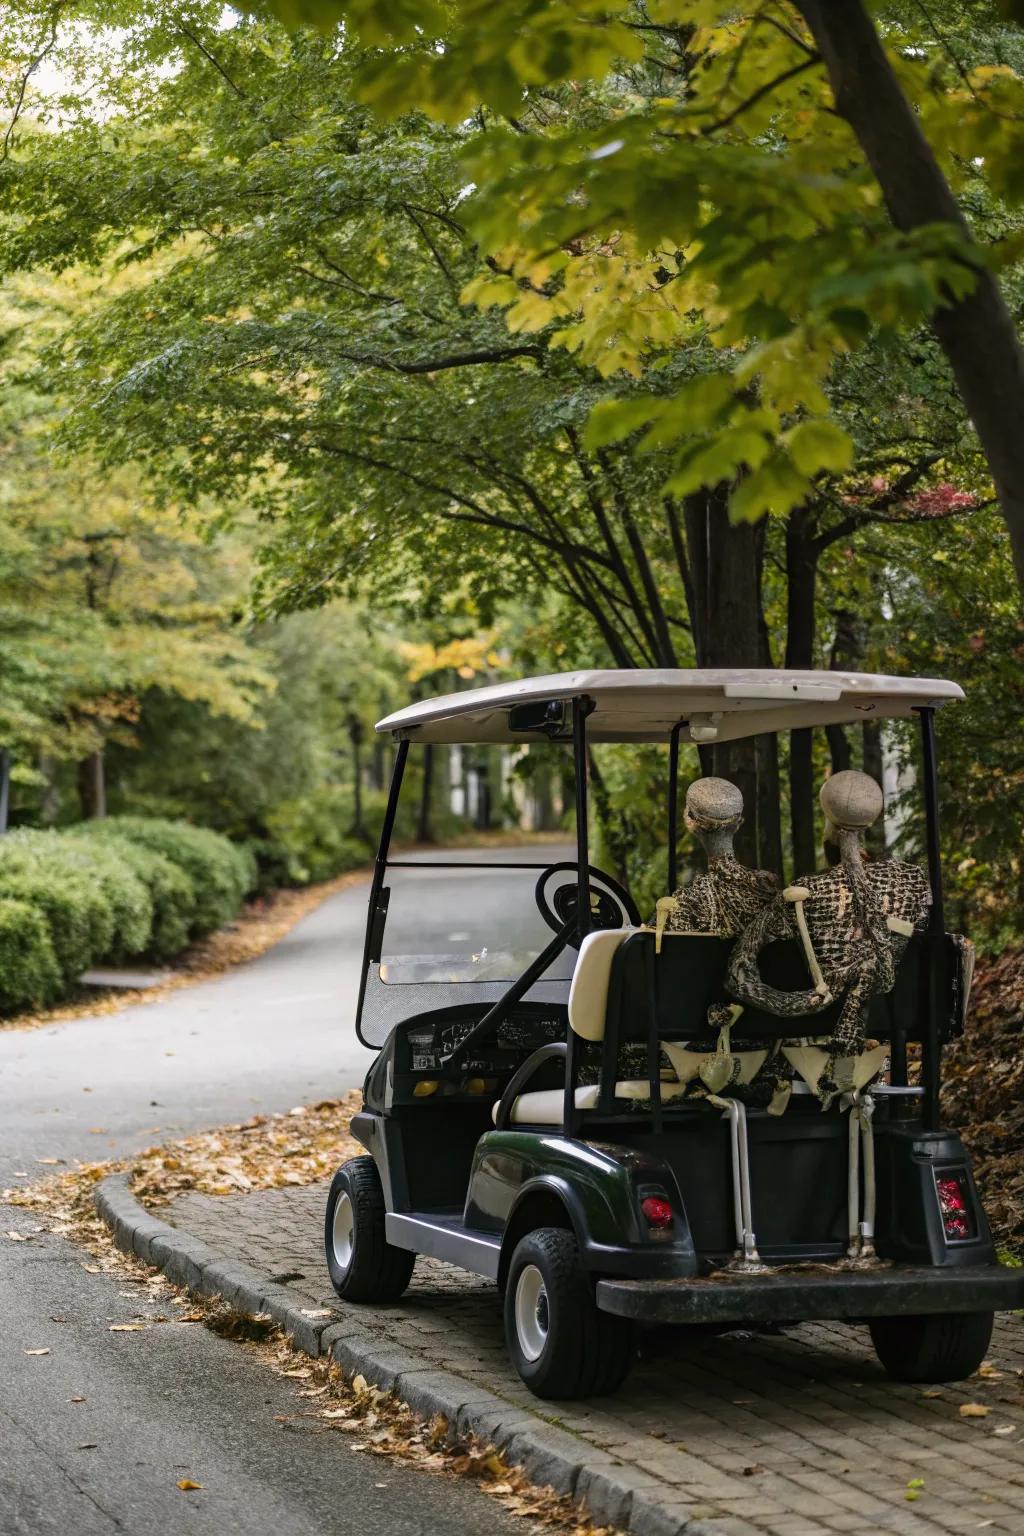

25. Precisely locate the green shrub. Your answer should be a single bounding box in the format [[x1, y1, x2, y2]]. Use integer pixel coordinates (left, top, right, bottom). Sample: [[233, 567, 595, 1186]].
[[0, 831, 117, 971], [65, 834, 194, 961], [0, 897, 61, 1010], [264, 788, 370, 885], [84, 817, 254, 936], [46, 837, 154, 960], [0, 873, 96, 982]]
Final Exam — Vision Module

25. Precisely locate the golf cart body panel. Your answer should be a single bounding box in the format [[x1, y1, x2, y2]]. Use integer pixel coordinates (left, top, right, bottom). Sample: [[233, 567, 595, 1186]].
[[327, 667, 1024, 1398]]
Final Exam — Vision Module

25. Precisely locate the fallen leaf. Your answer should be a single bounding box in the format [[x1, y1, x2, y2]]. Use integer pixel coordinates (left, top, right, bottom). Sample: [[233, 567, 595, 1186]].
[[87, 1128, 108, 1135], [978, 1362, 1004, 1380], [299, 1309, 332, 1319], [77, 1443, 98, 1451], [921, 1389, 943, 1399], [81, 1264, 100, 1274], [70, 1396, 85, 1403], [960, 1403, 990, 1418], [742, 1465, 764, 1476], [281, 1368, 311, 1379], [23, 1348, 50, 1356], [36, 1158, 61, 1165], [109, 1323, 146, 1333], [6, 1231, 32, 1242], [994, 1425, 1017, 1436], [176, 1479, 202, 1491]]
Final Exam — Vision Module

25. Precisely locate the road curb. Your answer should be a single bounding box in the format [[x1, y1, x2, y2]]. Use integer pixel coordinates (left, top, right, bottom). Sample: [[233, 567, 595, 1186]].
[[93, 1174, 719, 1536]]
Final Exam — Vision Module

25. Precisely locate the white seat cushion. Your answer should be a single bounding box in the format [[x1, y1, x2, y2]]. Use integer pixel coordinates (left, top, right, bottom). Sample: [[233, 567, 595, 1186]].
[[567, 928, 633, 1041], [492, 1078, 688, 1126]]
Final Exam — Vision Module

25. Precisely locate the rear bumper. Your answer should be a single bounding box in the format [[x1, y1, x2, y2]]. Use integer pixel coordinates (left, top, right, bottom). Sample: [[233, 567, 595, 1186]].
[[596, 1262, 1024, 1325]]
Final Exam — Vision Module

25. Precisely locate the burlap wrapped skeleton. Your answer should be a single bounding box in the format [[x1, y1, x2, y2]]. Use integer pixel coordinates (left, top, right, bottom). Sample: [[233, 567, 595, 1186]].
[[640, 778, 788, 1105], [726, 771, 930, 1108]]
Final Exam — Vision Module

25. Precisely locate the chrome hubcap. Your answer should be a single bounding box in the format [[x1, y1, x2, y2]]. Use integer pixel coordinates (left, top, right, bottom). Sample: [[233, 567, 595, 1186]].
[[332, 1191, 354, 1271], [514, 1264, 549, 1362]]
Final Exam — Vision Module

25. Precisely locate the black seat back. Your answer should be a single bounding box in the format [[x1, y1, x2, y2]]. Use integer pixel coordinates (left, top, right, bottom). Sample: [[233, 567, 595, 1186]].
[[606, 930, 965, 1048]]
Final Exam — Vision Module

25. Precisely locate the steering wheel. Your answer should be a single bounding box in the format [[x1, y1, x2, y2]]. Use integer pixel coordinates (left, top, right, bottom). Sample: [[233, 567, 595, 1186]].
[[535, 862, 641, 949]]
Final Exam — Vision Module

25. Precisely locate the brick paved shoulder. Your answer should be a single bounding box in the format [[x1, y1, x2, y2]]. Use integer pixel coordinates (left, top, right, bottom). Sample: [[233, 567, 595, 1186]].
[[157, 1182, 1024, 1536]]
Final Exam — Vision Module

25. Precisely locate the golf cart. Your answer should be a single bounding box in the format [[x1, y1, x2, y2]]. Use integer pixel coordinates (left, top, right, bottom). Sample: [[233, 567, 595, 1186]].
[[325, 670, 1024, 1399]]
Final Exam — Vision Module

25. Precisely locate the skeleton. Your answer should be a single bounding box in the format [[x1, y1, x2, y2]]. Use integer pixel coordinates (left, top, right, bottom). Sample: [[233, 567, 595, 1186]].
[[652, 777, 780, 941], [640, 777, 787, 1107], [727, 770, 931, 1107]]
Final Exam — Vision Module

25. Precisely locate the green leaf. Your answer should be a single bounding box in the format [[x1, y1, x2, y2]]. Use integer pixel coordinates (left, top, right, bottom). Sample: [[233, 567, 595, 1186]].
[[583, 396, 664, 449], [785, 419, 854, 477]]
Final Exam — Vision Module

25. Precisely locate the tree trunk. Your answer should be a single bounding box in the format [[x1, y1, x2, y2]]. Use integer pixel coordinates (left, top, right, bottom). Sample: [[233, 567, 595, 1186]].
[[784, 507, 819, 874], [39, 754, 60, 824], [0, 751, 10, 834], [796, 0, 1024, 592], [417, 743, 435, 843], [825, 608, 864, 775], [77, 750, 106, 820], [684, 490, 779, 869]]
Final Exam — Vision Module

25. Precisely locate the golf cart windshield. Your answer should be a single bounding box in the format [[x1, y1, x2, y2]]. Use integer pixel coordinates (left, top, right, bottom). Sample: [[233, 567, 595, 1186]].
[[358, 852, 576, 1048]]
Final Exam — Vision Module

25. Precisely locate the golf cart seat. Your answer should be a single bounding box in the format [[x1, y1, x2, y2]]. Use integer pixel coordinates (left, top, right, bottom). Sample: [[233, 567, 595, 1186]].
[[495, 928, 767, 1125], [493, 921, 972, 1127]]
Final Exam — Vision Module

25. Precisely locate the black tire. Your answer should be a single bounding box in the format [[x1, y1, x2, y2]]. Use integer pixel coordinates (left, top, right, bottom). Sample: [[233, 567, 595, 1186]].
[[504, 1227, 634, 1399], [869, 1310, 994, 1383], [324, 1157, 415, 1303]]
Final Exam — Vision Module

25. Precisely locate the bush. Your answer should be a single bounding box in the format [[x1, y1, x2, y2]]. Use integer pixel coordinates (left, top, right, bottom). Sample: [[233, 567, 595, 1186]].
[[65, 834, 193, 961], [45, 837, 154, 960], [264, 788, 370, 885], [84, 817, 254, 936], [0, 831, 117, 976], [0, 897, 61, 1009], [0, 872, 96, 983], [0, 817, 255, 1011]]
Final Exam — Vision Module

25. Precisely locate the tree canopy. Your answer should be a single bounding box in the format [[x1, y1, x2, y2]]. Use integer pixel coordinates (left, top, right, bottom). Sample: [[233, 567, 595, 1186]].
[[0, 0, 1020, 937]]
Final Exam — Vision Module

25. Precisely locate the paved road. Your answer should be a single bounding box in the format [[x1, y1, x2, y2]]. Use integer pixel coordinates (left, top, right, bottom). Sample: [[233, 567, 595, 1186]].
[[2, 1206, 532, 1536], [1, 846, 572, 1536]]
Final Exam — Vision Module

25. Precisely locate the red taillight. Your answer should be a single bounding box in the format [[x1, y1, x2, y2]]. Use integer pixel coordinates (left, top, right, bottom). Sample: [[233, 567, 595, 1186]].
[[640, 1195, 674, 1230], [936, 1172, 975, 1242]]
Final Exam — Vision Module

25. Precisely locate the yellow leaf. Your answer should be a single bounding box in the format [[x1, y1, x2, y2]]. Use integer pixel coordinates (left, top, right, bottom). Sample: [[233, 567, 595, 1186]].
[[176, 1479, 202, 1491], [24, 1347, 50, 1356], [109, 1323, 147, 1332], [960, 1402, 990, 1418]]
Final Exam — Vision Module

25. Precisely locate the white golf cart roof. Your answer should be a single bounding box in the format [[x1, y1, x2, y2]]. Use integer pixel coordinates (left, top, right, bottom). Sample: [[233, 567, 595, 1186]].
[[376, 669, 964, 746]]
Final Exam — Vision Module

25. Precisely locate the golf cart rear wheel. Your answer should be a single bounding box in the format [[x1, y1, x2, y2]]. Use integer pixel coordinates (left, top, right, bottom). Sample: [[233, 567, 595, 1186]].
[[869, 1310, 994, 1382], [504, 1228, 634, 1399], [325, 1157, 415, 1303]]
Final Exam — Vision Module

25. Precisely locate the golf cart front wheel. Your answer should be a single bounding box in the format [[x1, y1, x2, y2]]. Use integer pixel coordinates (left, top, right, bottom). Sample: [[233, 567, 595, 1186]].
[[504, 1227, 634, 1399], [869, 1310, 994, 1382], [325, 1157, 415, 1302]]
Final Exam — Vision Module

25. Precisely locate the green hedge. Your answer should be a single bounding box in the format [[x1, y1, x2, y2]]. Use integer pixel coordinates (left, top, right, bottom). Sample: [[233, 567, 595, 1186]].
[[0, 896, 62, 1006], [0, 817, 257, 1012], [69, 837, 196, 960], [77, 818, 255, 937]]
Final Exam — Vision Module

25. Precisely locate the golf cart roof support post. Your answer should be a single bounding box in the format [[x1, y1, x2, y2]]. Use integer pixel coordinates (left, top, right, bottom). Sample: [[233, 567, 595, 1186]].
[[355, 737, 409, 1046], [573, 696, 596, 942], [565, 696, 595, 1137], [668, 720, 684, 892], [915, 705, 945, 1133]]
